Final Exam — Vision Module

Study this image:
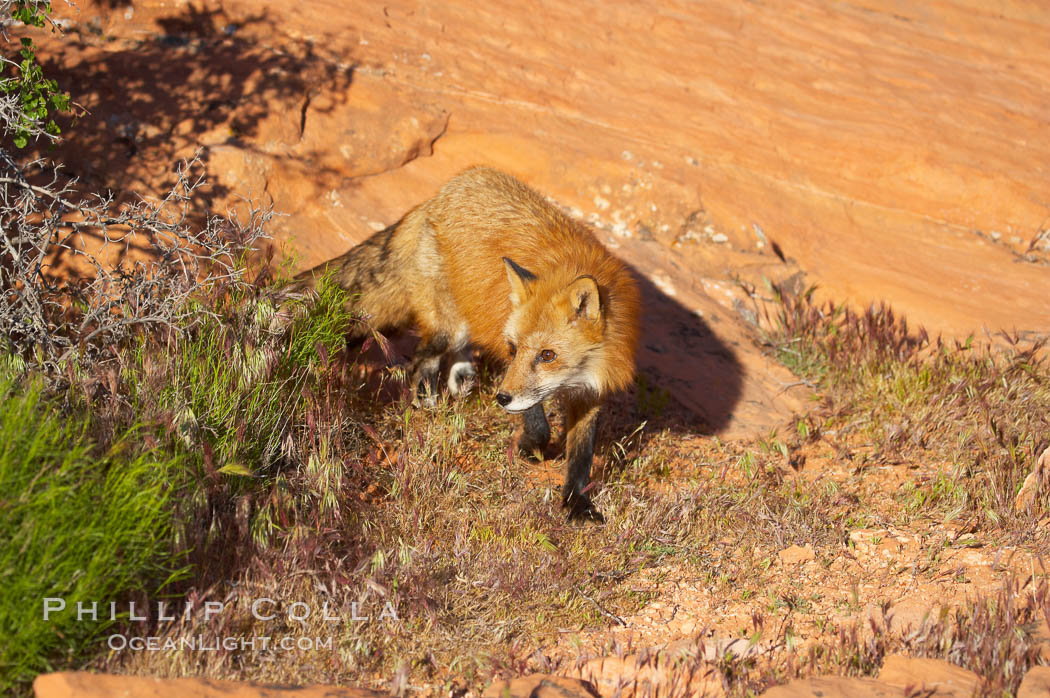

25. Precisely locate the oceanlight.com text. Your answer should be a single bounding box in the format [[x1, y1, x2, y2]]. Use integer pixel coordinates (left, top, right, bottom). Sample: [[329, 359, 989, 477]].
[[107, 634, 334, 652]]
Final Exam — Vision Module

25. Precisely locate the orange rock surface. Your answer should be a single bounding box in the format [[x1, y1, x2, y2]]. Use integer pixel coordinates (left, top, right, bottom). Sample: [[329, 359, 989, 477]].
[[28, 0, 1050, 436], [216, 0, 1050, 338], [33, 671, 383, 698]]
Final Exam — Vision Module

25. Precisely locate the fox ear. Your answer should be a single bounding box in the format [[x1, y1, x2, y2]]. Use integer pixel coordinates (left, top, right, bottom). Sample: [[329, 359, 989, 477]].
[[567, 275, 601, 323], [503, 257, 537, 308]]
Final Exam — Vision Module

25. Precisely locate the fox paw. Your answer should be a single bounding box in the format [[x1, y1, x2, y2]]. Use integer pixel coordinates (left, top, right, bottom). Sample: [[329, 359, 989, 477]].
[[562, 489, 604, 524], [411, 392, 439, 409], [447, 360, 476, 397], [411, 378, 440, 409], [566, 500, 605, 524], [513, 430, 547, 462]]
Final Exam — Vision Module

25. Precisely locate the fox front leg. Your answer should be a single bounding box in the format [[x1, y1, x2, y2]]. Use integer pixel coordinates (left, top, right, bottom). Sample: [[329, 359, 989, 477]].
[[515, 403, 550, 460], [562, 397, 603, 523], [409, 334, 449, 407]]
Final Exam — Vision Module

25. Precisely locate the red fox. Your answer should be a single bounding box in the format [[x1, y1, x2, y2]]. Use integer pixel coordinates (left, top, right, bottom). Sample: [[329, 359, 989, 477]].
[[294, 167, 640, 520]]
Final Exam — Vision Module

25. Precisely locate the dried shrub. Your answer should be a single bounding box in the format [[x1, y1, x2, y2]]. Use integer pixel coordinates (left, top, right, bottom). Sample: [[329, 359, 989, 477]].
[[0, 151, 271, 372]]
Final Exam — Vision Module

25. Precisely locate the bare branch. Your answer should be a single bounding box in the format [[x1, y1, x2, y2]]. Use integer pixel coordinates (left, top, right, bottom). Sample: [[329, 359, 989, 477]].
[[1, 148, 273, 373]]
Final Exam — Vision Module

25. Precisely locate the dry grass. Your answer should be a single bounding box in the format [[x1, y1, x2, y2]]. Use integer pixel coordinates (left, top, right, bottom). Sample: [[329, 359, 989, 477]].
[[98, 379, 837, 687], [705, 577, 1049, 697], [8, 261, 1050, 696], [84, 284, 864, 690], [78, 279, 1050, 695], [763, 283, 1050, 538]]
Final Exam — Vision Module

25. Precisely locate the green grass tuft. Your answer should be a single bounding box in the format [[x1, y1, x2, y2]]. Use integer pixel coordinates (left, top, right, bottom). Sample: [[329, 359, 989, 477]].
[[0, 362, 184, 694]]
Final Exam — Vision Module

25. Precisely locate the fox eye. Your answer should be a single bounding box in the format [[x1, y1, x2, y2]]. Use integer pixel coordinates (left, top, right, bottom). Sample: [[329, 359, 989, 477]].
[[539, 349, 557, 363], [507, 341, 517, 357]]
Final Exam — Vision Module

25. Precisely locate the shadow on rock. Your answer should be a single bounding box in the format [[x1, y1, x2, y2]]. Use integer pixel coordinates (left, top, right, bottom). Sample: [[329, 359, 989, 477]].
[[35, 4, 354, 207]]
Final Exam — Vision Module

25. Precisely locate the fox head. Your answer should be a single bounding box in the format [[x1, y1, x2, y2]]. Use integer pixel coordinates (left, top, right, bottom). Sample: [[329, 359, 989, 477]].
[[495, 257, 606, 412]]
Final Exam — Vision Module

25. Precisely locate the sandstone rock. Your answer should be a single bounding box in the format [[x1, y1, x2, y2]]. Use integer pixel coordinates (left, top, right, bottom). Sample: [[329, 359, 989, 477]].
[[761, 658, 982, 698], [482, 675, 597, 698], [760, 677, 905, 697], [849, 529, 925, 568], [884, 595, 938, 633], [33, 671, 384, 698], [222, 0, 1050, 338], [877, 655, 980, 698], [1029, 616, 1050, 662], [699, 637, 767, 662], [575, 647, 724, 698], [1018, 665, 1050, 698], [778, 544, 815, 566]]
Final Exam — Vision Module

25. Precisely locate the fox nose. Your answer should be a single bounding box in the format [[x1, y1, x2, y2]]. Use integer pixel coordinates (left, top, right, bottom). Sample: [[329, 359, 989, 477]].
[[495, 392, 512, 407]]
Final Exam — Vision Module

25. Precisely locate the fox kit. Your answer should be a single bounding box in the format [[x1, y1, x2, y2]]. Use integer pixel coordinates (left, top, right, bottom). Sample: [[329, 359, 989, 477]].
[[294, 167, 640, 520]]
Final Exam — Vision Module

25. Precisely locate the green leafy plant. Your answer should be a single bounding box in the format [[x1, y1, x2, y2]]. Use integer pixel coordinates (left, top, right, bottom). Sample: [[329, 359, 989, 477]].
[[2, 1, 71, 147]]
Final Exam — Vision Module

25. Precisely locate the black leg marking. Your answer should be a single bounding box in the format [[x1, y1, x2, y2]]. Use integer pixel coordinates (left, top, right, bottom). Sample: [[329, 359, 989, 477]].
[[562, 403, 603, 523], [517, 403, 550, 459]]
